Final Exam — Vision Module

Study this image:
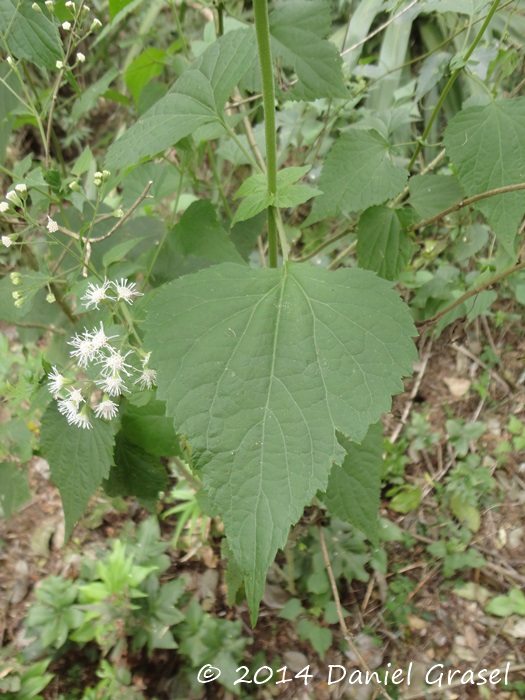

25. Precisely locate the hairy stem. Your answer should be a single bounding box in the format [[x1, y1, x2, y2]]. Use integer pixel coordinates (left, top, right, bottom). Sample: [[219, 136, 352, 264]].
[[253, 0, 278, 268]]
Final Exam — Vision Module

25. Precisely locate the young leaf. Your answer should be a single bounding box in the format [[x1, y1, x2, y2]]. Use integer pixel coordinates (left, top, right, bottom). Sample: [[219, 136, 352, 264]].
[[357, 206, 416, 281], [40, 405, 115, 538], [443, 98, 525, 254], [231, 174, 273, 226], [143, 262, 416, 620], [269, 0, 346, 100], [232, 166, 320, 225], [321, 423, 383, 543], [305, 130, 408, 226], [0, 0, 63, 70], [106, 28, 257, 170]]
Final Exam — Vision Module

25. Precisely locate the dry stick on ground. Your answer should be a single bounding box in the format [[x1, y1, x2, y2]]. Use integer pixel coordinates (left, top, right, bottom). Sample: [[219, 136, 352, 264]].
[[317, 522, 396, 700], [390, 336, 433, 444], [451, 342, 513, 393]]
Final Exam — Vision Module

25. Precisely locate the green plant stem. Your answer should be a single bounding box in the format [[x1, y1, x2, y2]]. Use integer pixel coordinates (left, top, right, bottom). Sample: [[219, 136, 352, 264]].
[[408, 0, 501, 171], [142, 170, 184, 289], [327, 241, 357, 270], [291, 227, 355, 263], [206, 144, 233, 218], [172, 456, 201, 490], [222, 121, 263, 172], [253, 0, 279, 268], [217, 2, 225, 37]]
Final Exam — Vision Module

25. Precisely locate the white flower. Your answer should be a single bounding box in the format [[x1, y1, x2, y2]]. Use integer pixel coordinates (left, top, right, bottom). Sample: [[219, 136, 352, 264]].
[[57, 397, 79, 422], [45, 0, 54, 7], [71, 409, 92, 429], [5, 191, 19, 203], [67, 387, 84, 406], [68, 329, 98, 367], [10, 272, 22, 285], [76, 52, 86, 63], [81, 278, 112, 309], [98, 348, 134, 377], [112, 278, 143, 305], [62, 21, 71, 30], [56, 60, 64, 70], [46, 215, 59, 232], [46, 292, 56, 303], [141, 352, 151, 367], [134, 368, 157, 390], [95, 374, 129, 397], [15, 183, 27, 193], [94, 399, 119, 420], [65, 1, 75, 7], [91, 321, 117, 351], [2, 235, 12, 247], [0, 202, 9, 213], [91, 17, 102, 29], [48, 366, 65, 398]]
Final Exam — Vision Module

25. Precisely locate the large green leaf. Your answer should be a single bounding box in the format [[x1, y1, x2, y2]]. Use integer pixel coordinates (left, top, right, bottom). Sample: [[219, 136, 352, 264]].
[[106, 28, 257, 170], [443, 98, 525, 254], [152, 200, 245, 283], [321, 424, 383, 543], [305, 130, 409, 226], [0, 0, 63, 70], [40, 406, 115, 538], [357, 206, 416, 281], [269, 0, 347, 101], [143, 262, 416, 619]]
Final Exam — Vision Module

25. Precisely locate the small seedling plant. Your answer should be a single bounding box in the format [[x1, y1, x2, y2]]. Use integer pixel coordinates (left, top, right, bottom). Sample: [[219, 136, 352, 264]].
[[1, 0, 525, 625]]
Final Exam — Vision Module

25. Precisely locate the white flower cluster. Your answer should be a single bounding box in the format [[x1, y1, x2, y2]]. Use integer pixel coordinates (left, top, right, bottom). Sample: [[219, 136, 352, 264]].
[[0, 183, 27, 215], [47, 278, 155, 429], [81, 277, 143, 309]]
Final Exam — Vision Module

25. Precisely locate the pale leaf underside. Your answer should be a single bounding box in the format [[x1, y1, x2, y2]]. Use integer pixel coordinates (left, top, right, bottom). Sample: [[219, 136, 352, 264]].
[[144, 262, 417, 618]]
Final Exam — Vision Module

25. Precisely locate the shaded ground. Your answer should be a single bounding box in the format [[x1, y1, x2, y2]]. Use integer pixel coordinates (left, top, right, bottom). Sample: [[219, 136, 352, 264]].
[[1, 319, 525, 699]]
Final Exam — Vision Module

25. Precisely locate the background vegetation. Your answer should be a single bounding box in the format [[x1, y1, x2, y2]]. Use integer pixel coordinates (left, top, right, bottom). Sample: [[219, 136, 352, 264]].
[[1, 0, 525, 697]]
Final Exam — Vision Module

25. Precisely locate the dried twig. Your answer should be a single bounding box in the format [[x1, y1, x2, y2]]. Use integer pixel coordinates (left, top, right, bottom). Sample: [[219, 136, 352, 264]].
[[390, 337, 433, 444], [317, 522, 395, 700], [451, 342, 513, 393]]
